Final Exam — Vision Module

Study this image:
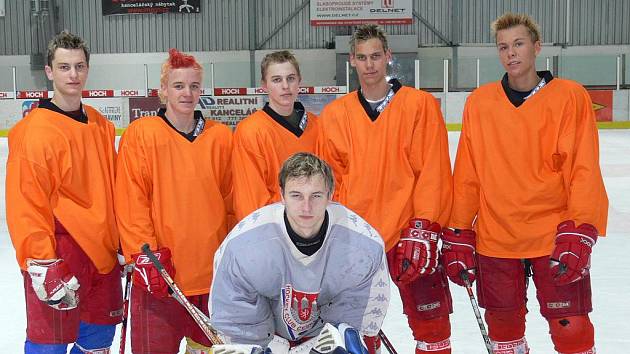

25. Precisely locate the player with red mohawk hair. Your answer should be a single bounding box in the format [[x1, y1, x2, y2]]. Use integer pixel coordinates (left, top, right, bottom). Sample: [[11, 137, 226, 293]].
[[116, 48, 233, 354]]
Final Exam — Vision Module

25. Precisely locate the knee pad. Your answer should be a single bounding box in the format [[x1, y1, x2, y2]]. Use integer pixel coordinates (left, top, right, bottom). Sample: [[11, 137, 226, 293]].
[[185, 336, 212, 354], [25, 340, 68, 354], [485, 307, 526, 341], [548, 315, 595, 353], [70, 322, 115, 354], [409, 315, 451, 342]]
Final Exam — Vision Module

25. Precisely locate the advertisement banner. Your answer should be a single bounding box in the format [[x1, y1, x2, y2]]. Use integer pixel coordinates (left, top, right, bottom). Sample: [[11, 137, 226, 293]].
[[129, 97, 162, 123], [310, 0, 412, 26], [102, 0, 200, 15], [84, 98, 127, 128], [198, 96, 263, 129], [0, 100, 23, 130], [588, 90, 613, 122]]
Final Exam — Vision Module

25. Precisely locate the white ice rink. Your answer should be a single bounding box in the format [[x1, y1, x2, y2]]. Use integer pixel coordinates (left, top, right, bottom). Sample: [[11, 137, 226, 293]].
[[1, 130, 629, 353]]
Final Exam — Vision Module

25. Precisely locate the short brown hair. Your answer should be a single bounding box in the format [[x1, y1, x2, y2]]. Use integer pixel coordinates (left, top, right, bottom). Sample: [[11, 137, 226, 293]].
[[491, 12, 541, 43], [350, 24, 389, 54], [279, 152, 334, 197], [260, 50, 301, 82], [47, 30, 90, 67]]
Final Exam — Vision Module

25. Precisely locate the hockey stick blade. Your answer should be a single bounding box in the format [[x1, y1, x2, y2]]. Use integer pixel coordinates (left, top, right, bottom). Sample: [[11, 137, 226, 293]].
[[140, 243, 223, 345], [460, 272, 492, 354]]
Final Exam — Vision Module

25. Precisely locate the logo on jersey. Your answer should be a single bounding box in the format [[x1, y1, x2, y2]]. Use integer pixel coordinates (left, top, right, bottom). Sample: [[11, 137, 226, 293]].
[[281, 284, 320, 340]]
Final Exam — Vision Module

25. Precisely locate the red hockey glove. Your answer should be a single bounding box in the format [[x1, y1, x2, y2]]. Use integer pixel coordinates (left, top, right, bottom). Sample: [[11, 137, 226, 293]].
[[441, 228, 477, 287], [550, 220, 598, 286], [391, 218, 440, 285], [26, 259, 80, 310], [131, 247, 175, 298]]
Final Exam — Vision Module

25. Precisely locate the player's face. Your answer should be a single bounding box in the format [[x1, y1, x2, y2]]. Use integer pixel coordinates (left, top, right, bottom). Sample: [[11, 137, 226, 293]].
[[262, 61, 301, 114], [162, 68, 202, 118], [282, 174, 330, 239], [350, 38, 391, 88], [496, 25, 541, 80], [45, 48, 89, 99]]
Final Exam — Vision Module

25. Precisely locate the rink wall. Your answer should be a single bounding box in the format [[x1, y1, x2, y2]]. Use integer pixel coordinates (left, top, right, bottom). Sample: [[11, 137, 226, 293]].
[[0, 88, 628, 135]]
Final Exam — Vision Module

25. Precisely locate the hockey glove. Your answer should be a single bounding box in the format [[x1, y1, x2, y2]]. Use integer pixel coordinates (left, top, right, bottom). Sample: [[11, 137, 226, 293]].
[[210, 344, 269, 354], [391, 218, 440, 285], [131, 247, 175, 298], [441, 228, 477, 286], [26, 259, 80, 310], [550, 220, 598, 286], [310, 323, 369, 354]]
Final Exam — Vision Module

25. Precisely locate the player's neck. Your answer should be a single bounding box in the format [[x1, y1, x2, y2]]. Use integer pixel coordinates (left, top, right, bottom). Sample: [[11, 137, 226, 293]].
[[164, 110, 195, 133], [507, 70, 540, 92], [268, 101, 294, 117], [51, 94, 81, 112], [360, 79, 390, 101]]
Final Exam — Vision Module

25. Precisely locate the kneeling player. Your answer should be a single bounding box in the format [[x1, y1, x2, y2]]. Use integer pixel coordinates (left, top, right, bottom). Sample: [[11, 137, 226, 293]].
[[210, 153, 390, 354]]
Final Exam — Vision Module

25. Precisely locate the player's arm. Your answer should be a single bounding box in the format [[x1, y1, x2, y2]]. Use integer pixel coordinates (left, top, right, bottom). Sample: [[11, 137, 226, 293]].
[[115, 130, 174, 297], [549, 85, 608, 285], [210, 246, 275, 347], [6, 132, 80, 309], [232, 126, 274, 221], [315, 105, 346, 201]]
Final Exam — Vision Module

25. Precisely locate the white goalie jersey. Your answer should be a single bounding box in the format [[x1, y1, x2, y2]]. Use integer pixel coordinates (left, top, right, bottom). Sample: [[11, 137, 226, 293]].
[[209, 202, 390, 347]]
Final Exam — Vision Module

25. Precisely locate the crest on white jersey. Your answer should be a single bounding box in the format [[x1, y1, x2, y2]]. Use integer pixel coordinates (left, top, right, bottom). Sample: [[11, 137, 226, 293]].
[[281, 284, 320, 340]]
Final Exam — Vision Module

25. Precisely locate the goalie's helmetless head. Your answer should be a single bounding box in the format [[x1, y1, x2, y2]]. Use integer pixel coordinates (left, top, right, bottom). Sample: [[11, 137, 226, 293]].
[[279, 153, 334, 239]]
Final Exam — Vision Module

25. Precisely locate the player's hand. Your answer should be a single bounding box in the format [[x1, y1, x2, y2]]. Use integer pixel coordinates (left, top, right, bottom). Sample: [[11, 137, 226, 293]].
[[441, 228, 476, 287], [27, 258, 80, 310], [131, 247, 175, 298], [391, 218, 440, 285], [550, 220, 597, 286]]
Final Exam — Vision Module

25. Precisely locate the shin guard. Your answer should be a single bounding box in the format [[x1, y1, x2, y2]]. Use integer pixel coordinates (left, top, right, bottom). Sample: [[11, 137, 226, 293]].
[[548, 315, 595, 354], [485, 308, 526, 342], [409, 316, 451, 353]]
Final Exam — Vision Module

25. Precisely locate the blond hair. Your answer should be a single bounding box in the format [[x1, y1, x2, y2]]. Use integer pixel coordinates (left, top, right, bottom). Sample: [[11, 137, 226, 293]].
[[491, 12, 541, 43], [260, 50, 301, 81], [350, 24, 389, 54]]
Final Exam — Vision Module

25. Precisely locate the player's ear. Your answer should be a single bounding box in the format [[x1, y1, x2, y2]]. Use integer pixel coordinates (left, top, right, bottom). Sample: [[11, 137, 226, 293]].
[[45, 66, 54, 81]]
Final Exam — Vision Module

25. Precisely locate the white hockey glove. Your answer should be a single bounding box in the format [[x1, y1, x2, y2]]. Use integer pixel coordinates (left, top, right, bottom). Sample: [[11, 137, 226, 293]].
[[309, 323, 369, 354], [210, 344, 269, 354], [26, 259, 80, 310]]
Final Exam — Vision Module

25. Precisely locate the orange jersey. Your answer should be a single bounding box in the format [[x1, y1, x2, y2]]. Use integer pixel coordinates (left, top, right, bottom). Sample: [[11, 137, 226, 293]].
[[232, 104, 319, 221], [116, 114, 233, 295], [450, 78, 608, 258], [317, 82, 453, 252], [6, 105, 119, 273]]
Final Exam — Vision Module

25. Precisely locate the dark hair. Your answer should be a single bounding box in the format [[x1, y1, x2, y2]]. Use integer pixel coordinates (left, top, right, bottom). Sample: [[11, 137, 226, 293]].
[[47, 30, 90, 67], [279, 153, 334, 197]]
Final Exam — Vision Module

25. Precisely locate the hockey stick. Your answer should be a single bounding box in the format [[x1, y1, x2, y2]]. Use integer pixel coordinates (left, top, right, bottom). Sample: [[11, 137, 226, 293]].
[[118, 270, 133, 354], [140, 244, 223, 345], [378, 330, 399, 354], [460, 272, 492, 354]]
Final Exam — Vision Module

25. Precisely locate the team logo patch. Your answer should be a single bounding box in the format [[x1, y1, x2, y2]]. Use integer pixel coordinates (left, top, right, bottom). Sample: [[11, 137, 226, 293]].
[[281, 284, 320, 340]]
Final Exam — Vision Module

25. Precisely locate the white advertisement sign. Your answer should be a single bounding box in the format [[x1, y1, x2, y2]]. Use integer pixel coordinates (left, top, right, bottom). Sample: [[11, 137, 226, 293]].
[[310, 0, 412, 26], [84, 98, 128, 129]]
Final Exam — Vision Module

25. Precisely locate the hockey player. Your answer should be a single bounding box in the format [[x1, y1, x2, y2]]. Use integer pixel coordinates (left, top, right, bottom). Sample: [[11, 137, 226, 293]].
[[6, 31, 122, 353], [317, 25, 454, 353], [115, 48, 233, 354], [441, 13, 608, 354], [232, 50, 319, 221], [210, 153, 390, 354]]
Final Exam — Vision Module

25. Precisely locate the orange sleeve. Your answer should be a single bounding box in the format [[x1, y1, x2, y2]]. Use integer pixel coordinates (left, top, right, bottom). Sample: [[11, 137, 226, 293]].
[[559, 86, 608, 234], [232, 121, 274, 221], [115, 127, 157, 261], [220, 131, 235, 232], [6, 129, 60, 268], [449, 101, 481, 230], [410, 94, 453, 227], [316, 104, 346, 202]]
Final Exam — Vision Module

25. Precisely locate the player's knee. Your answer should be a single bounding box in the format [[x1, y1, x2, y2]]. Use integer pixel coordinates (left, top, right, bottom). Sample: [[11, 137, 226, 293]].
[[70, 322, 115, 353], [409, 315, 451, 342], [185, 336, 213, 354], [25, 340, 68, 354], [484, 308, 526, 341], [548, 315, 595, 353]]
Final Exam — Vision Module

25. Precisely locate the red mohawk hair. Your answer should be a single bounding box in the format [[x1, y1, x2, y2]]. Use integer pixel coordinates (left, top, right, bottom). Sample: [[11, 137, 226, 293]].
[[159, 48, 203, 103]]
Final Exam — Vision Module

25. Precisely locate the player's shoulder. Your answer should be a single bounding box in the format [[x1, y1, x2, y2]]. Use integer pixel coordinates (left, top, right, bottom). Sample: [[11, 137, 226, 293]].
[[468, 80, 502, 101], [326, 202, 384, 247], [225, 203, 285, 245], [548, 77, 588, 96], [234, 110, 270, 138]]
